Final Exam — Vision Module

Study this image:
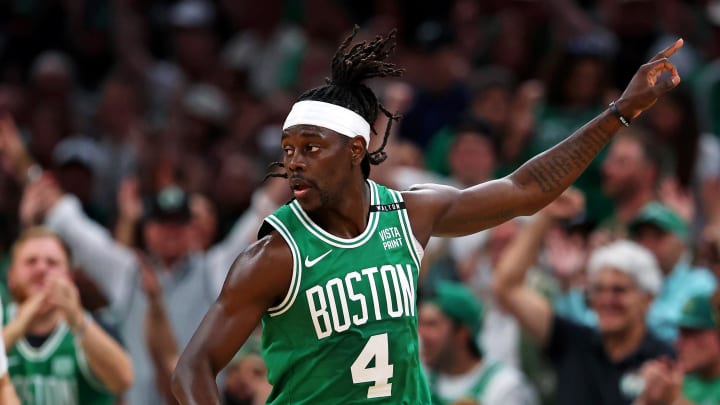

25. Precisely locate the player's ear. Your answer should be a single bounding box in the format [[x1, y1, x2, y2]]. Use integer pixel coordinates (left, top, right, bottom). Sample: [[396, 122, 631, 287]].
[[350, 136, 366, 166]]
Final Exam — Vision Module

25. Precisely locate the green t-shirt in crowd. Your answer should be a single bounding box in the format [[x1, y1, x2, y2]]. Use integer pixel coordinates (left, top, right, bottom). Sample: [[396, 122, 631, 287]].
[[683, 373, 720, 405], [3, 303, 115, 405]]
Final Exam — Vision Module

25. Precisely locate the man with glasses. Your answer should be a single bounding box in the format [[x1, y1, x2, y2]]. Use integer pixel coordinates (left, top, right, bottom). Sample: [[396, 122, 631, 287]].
[[493, 199, 674, 405]]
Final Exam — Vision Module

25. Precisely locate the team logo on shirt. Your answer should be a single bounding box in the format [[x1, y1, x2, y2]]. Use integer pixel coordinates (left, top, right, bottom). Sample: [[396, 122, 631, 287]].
[[51, 356, 75, 377]]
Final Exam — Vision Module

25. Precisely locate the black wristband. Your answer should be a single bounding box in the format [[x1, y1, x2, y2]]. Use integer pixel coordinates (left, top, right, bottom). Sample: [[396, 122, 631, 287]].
[[609, 101, 630, 127]]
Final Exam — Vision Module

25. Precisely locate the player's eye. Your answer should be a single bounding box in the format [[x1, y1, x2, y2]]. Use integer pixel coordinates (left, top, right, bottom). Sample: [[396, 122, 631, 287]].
[[283, 146, 294, 156], [307, 145, 320, 153]]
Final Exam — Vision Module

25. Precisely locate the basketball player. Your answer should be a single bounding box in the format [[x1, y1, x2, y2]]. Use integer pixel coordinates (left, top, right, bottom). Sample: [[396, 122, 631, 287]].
[[172, 27, 684, 404]]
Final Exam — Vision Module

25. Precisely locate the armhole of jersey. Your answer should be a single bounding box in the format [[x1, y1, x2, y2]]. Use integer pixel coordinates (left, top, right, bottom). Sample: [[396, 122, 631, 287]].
[[74, 322, 112, 394], [388, 190, 424, 269], [264, 215, 303, 317]]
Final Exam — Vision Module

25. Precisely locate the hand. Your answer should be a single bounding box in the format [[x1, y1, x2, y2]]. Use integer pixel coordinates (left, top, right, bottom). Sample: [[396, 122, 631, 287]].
[[117, 177, 143, 222], [45, 273, 84, 329], [615, 39, 683, 120], [0, 114, 30, 176], [638, 358, 683, 405], [19, 175, 63, 227], [546, 228, 587, 282], [659, 177, 694, 224], [13, 290, 49, 333], [541, 187, 585, 220], [136, 250, 162, 301]]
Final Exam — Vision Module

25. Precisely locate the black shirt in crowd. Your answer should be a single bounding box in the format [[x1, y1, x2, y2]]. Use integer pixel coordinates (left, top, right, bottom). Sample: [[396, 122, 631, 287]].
[[546, 315, 676, 405]]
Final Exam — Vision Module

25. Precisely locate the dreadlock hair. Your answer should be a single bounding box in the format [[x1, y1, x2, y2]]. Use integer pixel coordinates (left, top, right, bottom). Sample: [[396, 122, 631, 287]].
[[266, 26, 404, 181]]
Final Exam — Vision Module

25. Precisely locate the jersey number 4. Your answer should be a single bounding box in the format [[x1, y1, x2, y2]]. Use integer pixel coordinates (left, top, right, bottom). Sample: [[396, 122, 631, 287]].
[[351, 333, 394, 398]]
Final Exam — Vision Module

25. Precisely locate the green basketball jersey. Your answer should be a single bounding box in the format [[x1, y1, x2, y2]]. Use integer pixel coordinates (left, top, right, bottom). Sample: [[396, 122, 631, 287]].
[[260, 180, 431, 404], [3, 304, 114, 405]]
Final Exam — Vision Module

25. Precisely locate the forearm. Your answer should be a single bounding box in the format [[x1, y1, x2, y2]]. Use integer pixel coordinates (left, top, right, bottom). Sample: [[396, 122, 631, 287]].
[[75, 315, 134, 393], [492, 213, 555, 345], [3, 320, 28, 350], [171, 354, 223, 405], [511, 109, 621, 210], [113, 216, 138, 247], [494, 213, 553, 291], [46, 195, 136, 304], [0, 374, 19, 405], [146, 298, 180, 404]]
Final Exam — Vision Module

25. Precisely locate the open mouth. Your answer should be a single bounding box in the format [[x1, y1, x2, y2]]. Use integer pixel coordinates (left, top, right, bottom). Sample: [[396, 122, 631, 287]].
[[289, 178, 312, 198]]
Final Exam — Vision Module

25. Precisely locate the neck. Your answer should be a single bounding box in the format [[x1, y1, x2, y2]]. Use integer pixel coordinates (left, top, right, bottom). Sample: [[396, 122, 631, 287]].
[[603, 324, 647, 362], [309, 180, 370, 239], [699, 359, 720, 379], [441, 354, 482, 376], [615, 188, 654, 224], [27, 309, 62, 336]]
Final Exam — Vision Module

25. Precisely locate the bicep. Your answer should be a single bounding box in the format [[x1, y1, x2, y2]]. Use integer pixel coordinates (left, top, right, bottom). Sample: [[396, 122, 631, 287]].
[[405, 179, 531, 241]]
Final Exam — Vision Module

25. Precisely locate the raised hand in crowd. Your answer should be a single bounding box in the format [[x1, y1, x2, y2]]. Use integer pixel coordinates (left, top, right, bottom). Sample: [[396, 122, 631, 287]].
[[44, 272, 86, 332], [659, 177, 695, 224], [0, 114, 33, 182], [115, 177, 144, 246], [635, 358, 691, 405], [2, 287, 47, 348], [18, 174, 63, 228]]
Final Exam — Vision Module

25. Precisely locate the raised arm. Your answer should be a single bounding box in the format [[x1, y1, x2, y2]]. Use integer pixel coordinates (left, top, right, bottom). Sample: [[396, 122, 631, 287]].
[[139, 253, 180, 405], [404, 39, 683, 243], [492, 189, 584, 347], [0, 298, 20, 405], [171, 233, 292, 405]]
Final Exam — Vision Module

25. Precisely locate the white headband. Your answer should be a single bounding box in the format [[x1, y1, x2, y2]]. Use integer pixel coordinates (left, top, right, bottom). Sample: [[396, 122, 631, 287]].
[[282, 100, 371, 146]]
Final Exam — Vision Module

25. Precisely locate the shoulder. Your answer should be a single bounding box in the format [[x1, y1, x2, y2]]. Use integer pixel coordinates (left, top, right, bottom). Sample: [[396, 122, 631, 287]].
[[639, 331, 676, 360], [483, 363, 537, 405], [222, 230, 294, 308], [546, 314, 598, 356]]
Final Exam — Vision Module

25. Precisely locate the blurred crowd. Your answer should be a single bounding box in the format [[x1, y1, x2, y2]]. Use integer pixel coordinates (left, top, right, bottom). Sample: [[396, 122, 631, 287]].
[[1, 0, 720, 404]]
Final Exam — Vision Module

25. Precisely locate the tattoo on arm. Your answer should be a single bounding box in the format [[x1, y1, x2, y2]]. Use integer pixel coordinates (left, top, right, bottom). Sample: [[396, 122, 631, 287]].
[[524, 111, 618, 193]]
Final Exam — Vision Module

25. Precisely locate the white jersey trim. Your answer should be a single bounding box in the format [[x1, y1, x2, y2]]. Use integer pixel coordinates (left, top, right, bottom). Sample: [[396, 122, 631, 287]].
[[266, 215, 303, 316], [288, 180, 380, 248], [389, 190, 424, 270]]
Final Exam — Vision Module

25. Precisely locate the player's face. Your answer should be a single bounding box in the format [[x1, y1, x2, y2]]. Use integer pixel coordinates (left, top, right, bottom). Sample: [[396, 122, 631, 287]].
[[9, 236, 70, 302], [418, 303, 456, 370], [281, 125, 355, 212], [589, 268, 649, 335], [676, 328, 720, 374]]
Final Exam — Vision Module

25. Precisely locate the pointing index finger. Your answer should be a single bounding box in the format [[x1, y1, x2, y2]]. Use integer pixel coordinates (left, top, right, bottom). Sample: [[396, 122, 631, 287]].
[[650, 38, 684, 62]]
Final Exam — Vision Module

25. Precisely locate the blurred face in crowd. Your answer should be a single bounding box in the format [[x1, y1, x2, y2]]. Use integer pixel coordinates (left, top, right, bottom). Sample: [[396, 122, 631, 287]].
[[55, 162, 94, 205], [676, 327, 720, 377], [190, 194, 218, 250], [9, 234, 70, 308], [418, 303, 465, 371], [143, 219, 193, 265], [97, 80, 140, 137], [449, 131, 497, 187], [564, 57, 604, 107], [470, 85, 512, 130], [173, 27, 218, 80], [601, 136, 652, 200], [223, 353, 269, 405], [632, 224, 685, 275], [589, 268, 651, 336]]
